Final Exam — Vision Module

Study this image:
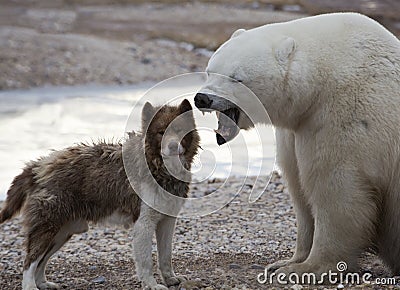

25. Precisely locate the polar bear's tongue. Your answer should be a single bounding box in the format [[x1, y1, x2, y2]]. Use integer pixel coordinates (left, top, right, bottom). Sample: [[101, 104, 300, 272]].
[[214, 108, 239, 145]]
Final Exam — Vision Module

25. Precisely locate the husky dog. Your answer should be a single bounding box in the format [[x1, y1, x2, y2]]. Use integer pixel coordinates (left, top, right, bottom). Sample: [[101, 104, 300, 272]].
[[0, 99, 200, 290]]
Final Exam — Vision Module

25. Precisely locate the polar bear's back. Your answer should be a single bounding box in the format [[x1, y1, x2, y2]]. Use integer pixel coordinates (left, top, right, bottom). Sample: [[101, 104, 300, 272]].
[[249, 13, 399, 51], [248, 13, 400, 92], [259, 13, 396, 39]]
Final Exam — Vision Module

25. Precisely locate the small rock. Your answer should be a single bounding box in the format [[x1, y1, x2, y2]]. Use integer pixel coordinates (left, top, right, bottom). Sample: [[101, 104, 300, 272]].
[[179, 279, 202, 289], [250, 264, 265, 270], [229, 263, 241, 269], [128, 46, 137, 53], [337, 284, 344, 289], [92, 276, 106, 284], [88, 265, 97, 271], [141, 58, 151, 64], [204, 187, 217, 195], [290, 285, 303, 290], [275, 184, 284, 192]]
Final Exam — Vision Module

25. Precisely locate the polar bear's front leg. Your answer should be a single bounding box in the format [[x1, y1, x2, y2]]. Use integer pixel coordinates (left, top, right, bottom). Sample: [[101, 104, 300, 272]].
[[277, 168, 378, 278], [268, 129, 314, 272], [268, 186, 314, 272]]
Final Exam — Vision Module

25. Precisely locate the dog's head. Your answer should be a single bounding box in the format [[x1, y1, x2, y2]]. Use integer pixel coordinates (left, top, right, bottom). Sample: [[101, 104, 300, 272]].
[[142, 99, 200, 168]]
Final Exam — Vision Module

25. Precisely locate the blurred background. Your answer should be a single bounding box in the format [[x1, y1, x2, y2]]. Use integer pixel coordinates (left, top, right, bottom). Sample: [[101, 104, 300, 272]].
[[0, 0, 399, 199], [1, 0, 399, 90]]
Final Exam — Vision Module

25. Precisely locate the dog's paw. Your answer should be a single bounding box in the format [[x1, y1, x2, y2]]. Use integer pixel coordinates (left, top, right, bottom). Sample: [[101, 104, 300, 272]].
[[146, 284, 169, 290], [164, 275, 186, 286], [37, 281, 60, 289]]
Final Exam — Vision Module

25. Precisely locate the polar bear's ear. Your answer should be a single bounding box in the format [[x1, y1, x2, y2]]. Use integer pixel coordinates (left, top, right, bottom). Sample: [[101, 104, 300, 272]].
[[230, 28, 246, 39], [275, 37, 296, 64]]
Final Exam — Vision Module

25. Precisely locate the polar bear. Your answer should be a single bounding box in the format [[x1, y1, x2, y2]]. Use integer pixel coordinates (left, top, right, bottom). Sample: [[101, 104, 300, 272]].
[[195, 13, 400, 276]]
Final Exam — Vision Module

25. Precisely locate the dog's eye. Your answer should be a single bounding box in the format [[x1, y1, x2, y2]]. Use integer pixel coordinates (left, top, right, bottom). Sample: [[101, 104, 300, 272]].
[[237, 79, 243, 83], [158, 130, 165, 135]]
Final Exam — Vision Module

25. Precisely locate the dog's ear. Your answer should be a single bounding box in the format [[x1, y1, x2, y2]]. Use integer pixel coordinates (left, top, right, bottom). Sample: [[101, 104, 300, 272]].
[[179, 99, 192, 114], [142, 102, 156, 127], [127, 130, 136, 139]]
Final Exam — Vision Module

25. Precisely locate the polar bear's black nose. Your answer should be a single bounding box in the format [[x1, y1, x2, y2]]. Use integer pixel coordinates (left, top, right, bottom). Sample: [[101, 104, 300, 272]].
[[194, 93, 213, 108]]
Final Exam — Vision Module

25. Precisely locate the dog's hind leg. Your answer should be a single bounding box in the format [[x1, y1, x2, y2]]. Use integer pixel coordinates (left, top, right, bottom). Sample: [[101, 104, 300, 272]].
[[23, 259, 42, 290], [23, 226, 59, 290], [35, 220, 89, 289]]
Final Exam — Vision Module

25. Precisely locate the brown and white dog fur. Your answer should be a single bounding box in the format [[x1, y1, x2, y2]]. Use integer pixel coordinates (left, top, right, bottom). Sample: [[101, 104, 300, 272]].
[[0, 99, 200, 290]]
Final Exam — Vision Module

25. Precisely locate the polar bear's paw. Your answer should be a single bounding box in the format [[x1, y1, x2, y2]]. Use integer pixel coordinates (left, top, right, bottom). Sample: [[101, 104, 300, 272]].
[[275, 261, 343, 284], [267, 254, 309, 272], [164, 275, 187, 286], [267, 259, 293, 272]]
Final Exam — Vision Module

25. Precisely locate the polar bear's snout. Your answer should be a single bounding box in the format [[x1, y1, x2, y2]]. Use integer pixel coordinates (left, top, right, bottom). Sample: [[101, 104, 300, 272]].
[[194, 92, 237, 112], [195, 92, 241, 145], [194, 93, 213, 109]]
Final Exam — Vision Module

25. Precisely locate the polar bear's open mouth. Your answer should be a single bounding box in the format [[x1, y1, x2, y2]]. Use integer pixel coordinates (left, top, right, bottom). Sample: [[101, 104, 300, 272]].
[[214, 107, 240, 145]]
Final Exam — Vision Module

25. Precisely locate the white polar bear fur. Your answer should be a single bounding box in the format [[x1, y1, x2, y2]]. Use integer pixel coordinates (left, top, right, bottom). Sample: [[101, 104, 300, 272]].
[[200, 13, 400, 275]]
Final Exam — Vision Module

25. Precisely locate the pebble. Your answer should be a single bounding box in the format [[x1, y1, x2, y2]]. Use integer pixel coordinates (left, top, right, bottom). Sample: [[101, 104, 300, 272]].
[[229, 263, 241, 269], [180, 280, 202, 289], [92, 276, 106, 284], [250, 264, 265, 270], [204, 187, 217, 195], [141, 58, 151, 64]]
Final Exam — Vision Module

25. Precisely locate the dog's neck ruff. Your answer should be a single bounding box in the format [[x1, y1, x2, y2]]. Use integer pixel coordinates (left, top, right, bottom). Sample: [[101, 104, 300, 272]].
[[146, 157, 190, 198]]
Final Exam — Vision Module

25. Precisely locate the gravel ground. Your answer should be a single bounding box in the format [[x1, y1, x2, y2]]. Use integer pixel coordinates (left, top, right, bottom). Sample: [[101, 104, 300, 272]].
[[1, 1, 398, 90], [0, 173, 397, 289]]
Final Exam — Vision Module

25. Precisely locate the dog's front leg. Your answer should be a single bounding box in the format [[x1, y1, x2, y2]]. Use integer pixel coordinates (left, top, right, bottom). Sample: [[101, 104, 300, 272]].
[[156, 216, 186, 286], [133, 204, 167, 290]]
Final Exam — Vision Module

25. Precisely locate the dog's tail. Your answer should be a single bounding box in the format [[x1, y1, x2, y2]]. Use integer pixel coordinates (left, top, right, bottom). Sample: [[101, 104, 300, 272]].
[[0, 165, 35, 223]]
